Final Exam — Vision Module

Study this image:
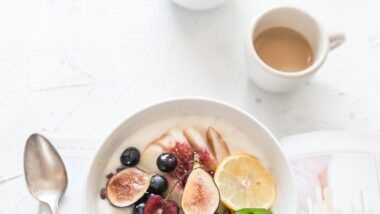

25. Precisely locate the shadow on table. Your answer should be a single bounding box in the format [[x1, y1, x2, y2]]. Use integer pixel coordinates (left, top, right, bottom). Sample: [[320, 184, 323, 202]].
[[168, 0, 240, 54], [242, 77, 343, 138], [167, 1, 246, 94], [169, 0, 238, 32]]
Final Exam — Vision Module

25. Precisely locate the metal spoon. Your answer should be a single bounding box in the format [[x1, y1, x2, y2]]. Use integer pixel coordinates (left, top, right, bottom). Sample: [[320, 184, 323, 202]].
[[24, 134, 68, 214]]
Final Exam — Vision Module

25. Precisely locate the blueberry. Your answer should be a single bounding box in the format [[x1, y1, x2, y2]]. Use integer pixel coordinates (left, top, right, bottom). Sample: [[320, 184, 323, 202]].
[[156, 153, 177, 172], [120, 147, 140, 167], [133, 202, 145, 214], [148, 175, 168, 194]]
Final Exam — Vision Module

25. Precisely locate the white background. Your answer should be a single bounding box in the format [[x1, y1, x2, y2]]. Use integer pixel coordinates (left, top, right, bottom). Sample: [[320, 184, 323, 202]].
[[1, 0, 380, 213]]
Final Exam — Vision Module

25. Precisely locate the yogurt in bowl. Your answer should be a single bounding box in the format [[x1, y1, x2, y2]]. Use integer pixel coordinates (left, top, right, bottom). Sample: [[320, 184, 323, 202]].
[[83, 98, 297, 213]]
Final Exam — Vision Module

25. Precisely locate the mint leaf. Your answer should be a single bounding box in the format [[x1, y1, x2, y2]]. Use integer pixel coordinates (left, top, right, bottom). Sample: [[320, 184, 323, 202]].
[[235, 208, 272, 214]]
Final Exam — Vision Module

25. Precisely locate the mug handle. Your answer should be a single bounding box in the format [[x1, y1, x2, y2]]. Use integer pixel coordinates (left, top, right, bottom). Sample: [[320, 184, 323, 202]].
[[329, 32, 345, 50]]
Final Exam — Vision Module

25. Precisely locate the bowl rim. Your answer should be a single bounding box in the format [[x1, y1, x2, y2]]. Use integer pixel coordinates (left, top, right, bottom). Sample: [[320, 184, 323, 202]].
[[82, 97, 297, 213]]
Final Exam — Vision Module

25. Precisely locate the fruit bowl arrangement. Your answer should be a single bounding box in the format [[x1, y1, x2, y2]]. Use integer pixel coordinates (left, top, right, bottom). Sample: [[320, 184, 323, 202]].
[[99, 126, 276, 214], [83, 98, 297, 214]]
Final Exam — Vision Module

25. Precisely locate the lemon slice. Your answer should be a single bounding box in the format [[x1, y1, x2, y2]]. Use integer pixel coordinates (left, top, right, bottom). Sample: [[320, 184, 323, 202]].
[[214, 154, 276, 211]]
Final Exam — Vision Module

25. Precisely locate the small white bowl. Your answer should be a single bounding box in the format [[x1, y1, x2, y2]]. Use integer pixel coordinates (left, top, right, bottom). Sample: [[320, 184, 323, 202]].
[[83, 98, 297, 213], [171, 0, 228, 10]]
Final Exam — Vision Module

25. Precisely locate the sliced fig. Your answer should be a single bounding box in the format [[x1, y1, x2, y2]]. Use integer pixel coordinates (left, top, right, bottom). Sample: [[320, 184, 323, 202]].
[[106, 167, 152, 207], [181, 154, 220, 214]]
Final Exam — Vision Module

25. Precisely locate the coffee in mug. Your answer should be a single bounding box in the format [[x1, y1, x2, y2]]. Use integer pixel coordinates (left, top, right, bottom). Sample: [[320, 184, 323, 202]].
[[254, 27, 314, 73]]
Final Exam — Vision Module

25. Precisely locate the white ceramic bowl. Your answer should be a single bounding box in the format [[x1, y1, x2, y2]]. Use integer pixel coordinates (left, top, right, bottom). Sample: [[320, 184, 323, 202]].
[[83, 98, 297, 213], [171, 0, 228, 11]]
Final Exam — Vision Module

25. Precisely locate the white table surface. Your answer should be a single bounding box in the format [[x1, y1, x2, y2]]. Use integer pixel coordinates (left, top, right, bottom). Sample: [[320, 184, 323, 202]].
[[1, 0, 380, 213]]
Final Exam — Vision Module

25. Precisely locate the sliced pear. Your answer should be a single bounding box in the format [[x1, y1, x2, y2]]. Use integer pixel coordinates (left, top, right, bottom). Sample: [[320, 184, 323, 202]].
[[140, 144, 164, 173], [206, 126, 230, 162], [106, 167, 152, 207], [181, 154, 220, 214], [183, 127, 209, 151]]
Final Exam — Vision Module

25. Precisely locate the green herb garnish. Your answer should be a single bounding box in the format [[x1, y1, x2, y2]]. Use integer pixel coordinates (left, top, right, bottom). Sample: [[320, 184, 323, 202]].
[[235, 208, 272, 214]]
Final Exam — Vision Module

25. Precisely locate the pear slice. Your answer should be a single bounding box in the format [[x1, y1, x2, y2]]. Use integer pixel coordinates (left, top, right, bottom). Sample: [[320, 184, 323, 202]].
[[206, 126, 230, 163], [181, 154, 220, 214], [106, 167, 152, 207]]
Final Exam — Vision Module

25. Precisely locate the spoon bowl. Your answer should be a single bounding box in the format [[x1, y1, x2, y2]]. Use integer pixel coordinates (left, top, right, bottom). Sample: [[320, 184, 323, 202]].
[[24, 133, 68, 214]]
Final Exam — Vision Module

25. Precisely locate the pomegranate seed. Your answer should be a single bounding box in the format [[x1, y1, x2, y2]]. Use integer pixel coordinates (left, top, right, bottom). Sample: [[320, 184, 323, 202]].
[[100, 188, 107, 200]]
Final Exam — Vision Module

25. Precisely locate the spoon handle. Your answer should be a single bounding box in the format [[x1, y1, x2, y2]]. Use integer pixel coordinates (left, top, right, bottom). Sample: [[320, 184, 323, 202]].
[[49, 202, 60, 214]]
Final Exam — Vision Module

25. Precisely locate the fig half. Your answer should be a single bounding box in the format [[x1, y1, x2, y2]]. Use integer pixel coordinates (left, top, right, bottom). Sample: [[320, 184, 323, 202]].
[[106, 167, 152, 207], [181, 154, 220, 214]]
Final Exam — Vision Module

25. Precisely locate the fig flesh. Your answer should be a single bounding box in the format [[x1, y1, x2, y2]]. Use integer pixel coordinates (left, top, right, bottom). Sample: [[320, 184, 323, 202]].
[[181, 154, 220, 214], [106, 167, 151, 207]]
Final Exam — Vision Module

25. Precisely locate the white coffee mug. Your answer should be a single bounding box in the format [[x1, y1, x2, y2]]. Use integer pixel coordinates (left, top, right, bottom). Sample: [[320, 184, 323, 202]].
[[245, 6, 345, 93]]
